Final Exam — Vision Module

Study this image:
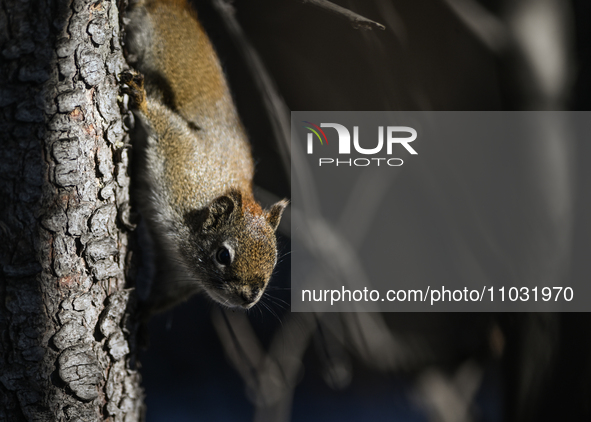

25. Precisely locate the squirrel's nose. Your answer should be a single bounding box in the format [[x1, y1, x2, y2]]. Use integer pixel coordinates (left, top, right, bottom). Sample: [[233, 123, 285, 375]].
[[240, 286, 262, 307]]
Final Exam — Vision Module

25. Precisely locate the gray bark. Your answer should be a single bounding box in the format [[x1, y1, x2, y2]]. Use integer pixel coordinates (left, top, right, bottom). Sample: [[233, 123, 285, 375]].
[[0, 0, 144, 419]]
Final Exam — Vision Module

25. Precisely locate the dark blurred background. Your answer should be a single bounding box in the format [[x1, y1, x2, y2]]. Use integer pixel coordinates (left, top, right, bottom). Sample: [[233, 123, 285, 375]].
[[137, 1, 591, 421]]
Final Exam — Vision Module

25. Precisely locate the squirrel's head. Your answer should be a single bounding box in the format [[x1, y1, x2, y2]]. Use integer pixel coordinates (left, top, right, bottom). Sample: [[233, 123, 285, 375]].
[[183, 190, 288, 309]]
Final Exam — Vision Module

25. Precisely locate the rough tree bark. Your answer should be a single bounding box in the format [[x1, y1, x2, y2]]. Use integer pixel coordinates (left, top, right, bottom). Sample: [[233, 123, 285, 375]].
[[0, 0, 144, 419]]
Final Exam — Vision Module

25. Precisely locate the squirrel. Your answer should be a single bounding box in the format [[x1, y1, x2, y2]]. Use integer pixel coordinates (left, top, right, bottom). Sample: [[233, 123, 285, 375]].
[[122, 0, 288, 313]]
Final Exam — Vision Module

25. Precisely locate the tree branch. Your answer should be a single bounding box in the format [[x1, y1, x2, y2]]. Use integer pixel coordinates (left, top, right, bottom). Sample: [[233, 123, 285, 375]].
[[301, 0, 386, 30]]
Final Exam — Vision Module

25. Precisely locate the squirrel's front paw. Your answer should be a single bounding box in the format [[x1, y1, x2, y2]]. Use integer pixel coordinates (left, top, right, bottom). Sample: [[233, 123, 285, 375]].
[[120, 70, 147, 112]]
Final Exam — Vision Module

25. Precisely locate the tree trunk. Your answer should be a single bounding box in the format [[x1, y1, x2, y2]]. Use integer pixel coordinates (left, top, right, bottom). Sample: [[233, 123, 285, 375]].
[[0, 0, 144, 419]]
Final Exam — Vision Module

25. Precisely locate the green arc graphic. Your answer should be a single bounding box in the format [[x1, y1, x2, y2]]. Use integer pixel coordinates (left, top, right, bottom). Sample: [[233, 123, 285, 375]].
[[304, 126, 324, 144]]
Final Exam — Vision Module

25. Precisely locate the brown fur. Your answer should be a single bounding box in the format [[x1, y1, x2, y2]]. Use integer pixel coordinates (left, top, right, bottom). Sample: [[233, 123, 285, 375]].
[[124, 0, 287, 312]]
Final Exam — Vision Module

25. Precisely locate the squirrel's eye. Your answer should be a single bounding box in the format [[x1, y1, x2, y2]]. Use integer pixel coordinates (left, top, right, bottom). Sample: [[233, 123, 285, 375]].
[[216, 247, 232, 266]]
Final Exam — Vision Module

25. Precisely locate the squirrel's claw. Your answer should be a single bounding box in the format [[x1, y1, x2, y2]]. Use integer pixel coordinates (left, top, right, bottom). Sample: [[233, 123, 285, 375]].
[[120, 70, 148, 113]]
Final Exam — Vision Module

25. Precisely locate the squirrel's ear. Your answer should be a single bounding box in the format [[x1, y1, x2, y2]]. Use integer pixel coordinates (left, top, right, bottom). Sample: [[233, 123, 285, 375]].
[[210, 195, 235, 217], [267, 199, 289, 232], [203, 193, 240, 229]]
